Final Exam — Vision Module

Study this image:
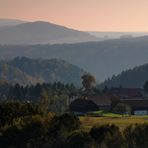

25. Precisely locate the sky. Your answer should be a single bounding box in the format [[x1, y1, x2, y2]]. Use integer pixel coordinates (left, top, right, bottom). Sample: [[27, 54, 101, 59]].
[[0, 0, 148, 31]]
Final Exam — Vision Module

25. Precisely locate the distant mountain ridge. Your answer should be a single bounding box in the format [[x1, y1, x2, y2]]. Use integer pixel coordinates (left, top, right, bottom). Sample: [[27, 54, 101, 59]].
[[101, 63, 148, 88], [0, 57, 86, 85], [89, 31, 148, 39], [0, 21, 98, 44], [0, 36, 148, 81]]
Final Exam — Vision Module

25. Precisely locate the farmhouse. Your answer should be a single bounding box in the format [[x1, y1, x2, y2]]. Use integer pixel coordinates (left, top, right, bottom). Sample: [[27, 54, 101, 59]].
[[69, 87, 148, 115], [69, 94, 111, 113]]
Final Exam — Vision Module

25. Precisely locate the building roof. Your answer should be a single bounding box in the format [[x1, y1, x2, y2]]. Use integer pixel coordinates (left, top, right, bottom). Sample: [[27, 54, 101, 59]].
[[110, 87, 145, 98], [88, 94, 111, 106], [121, 99, 148, 108]]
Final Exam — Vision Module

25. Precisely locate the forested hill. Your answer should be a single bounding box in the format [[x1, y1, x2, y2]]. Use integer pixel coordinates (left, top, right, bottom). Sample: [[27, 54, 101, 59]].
[[0, 57, 86, 85], [101, 63, 148, 88]]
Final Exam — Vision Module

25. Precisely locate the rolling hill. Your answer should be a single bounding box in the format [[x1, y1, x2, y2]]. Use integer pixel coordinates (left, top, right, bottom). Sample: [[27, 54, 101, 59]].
[[101, 63, 148, 88], [0, 21, 98, 45], [0, 36, 148, 81], [0, 57, 86, 85]]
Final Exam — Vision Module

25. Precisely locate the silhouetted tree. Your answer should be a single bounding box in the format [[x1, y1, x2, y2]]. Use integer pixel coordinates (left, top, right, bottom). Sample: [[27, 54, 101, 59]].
[[102, 85, 109, 93], [40, 89, 49, 113], [144, 80, 148, 93]]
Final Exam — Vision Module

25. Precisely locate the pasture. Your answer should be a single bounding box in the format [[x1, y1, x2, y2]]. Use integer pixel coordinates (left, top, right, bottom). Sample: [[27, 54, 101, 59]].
[[80, 111, 148, 131]]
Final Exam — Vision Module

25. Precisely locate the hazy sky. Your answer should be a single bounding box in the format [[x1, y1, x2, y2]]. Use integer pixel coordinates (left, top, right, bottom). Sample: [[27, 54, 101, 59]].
[[1, 0, 148, 31]]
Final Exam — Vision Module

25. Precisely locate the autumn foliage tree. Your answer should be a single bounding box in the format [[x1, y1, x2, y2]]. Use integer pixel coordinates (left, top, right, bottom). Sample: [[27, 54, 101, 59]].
[[81, 74, 96, 96]]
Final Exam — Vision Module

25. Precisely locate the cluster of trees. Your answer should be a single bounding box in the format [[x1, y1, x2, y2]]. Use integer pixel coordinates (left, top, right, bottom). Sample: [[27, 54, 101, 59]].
[[0, 101, 148, 148], [110, 97, 131, 116], [0, 82, 77, 113]]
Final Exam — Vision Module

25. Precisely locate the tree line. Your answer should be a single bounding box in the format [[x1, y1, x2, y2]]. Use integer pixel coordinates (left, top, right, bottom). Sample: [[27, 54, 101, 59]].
[[0, 82, 77, 113]]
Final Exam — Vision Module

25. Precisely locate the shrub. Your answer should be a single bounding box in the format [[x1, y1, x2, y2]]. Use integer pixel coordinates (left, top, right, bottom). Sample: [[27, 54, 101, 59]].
[[66, 130, 96, 148], [90, 124, 123, 148], [112, 103, 131, 116], [0, 101, 43, 127], [47, 113, 81, 147], [0, 115, 53, 148], [123, 124, 148, 148]]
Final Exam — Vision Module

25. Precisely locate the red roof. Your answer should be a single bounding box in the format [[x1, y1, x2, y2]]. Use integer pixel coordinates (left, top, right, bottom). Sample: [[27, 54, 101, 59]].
[[110, 87, 144, 98], [121, 99, 148, 108]]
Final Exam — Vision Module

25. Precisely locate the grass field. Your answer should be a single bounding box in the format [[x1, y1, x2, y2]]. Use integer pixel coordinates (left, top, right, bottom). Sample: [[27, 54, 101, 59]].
[[80, 111, 148, 131]]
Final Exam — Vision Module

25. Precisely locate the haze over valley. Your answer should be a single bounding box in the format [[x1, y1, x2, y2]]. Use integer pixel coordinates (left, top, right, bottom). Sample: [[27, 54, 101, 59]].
[[0, 34, 148, 82], [1, 1, 148, 147]]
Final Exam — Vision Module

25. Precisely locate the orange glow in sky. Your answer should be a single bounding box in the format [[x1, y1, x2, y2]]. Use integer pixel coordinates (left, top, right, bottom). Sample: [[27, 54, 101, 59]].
[[1, 0, 148, 31]]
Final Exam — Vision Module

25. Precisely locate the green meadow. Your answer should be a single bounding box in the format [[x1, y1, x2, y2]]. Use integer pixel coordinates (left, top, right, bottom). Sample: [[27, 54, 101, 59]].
[[80, 111, 148, 131]]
